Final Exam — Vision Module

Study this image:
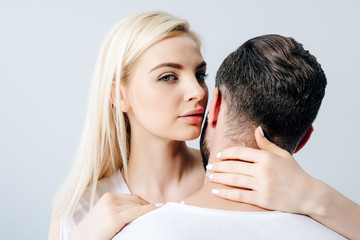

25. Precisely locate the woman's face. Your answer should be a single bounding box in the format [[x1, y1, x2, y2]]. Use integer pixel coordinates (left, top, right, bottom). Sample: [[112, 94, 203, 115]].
[[123, 34, 208, 141]]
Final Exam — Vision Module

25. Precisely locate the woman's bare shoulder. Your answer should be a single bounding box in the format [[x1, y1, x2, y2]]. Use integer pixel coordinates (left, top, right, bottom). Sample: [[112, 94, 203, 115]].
[[48, 216, 60, 240]]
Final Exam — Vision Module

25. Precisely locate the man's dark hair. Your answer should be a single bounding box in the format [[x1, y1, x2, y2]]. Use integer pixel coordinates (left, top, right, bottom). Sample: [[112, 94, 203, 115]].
[[215, 34, 327, 153]]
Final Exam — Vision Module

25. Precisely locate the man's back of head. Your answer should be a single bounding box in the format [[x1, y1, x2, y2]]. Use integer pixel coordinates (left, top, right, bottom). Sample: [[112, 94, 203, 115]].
[[215, 34, 327, 153]]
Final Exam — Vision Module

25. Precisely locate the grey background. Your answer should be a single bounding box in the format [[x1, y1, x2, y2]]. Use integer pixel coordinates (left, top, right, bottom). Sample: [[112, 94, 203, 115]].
[[0, 0, 359, 239]]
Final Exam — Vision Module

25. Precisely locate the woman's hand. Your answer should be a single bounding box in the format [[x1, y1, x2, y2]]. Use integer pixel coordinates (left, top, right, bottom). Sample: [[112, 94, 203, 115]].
[[206, 127, 316, 214], [69, 193, 157, 240], [206, 126, 360, 239]]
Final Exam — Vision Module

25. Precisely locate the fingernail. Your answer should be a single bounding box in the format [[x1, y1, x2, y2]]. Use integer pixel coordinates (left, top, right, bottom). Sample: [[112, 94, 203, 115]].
[[216, 152, 221, 158], [211, 189, 220, 195], [259, 126, 264, 137], [205, 173, 213, 180], [206, 164, 213, 170], [155, 203, 164, 207]]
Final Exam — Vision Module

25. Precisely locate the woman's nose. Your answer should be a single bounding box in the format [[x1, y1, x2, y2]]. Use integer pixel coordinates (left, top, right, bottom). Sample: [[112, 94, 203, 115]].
[[184, 76, 207, 102]]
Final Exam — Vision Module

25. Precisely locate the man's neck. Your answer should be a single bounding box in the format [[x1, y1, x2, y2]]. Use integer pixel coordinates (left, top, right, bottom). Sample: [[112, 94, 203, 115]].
[[184, 135, 269, 212], [185, 181, 268, 212]]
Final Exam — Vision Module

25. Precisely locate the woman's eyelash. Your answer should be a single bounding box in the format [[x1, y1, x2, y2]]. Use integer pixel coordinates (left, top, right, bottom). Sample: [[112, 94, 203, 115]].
[[158, 72, 208, 83], [196, 72, 208, 82], [158, 74, 177, 83]]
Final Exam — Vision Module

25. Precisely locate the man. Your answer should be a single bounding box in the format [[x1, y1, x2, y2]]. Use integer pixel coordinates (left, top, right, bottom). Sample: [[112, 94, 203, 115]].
[[114, 34, 344, 239]]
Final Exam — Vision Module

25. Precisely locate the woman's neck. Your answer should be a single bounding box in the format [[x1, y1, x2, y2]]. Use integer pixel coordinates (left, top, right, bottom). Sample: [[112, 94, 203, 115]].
[[125, 131, 204, 204]]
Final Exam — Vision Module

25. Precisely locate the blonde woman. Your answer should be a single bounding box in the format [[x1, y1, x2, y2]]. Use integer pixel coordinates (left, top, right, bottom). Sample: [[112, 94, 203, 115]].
[[48, 11, 360, 240]]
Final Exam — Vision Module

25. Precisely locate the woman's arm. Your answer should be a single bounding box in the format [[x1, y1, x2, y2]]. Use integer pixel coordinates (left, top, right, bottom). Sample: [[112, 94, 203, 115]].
[[48, 194, 157, 240], [206, 127, 360, 239], [303, 178, 360, 240]]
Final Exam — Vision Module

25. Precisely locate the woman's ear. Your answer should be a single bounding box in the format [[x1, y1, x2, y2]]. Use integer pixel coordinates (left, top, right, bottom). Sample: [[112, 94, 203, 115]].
[[111, 83, 131, 112], [208, 88, 222, 127]]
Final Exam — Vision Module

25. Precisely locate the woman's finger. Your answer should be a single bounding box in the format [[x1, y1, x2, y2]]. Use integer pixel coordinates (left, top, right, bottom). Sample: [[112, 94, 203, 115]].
[[255, 126, 291, 158], [207, 172, 256, 189], [115, 203, 147, 212], [116, 194, 149, 205], [207, 160, 256, 176], [110, 204, 158, 238], [210, 188, 258, 205], [218, 145, 269, 163], [117, 204, 157, 226]]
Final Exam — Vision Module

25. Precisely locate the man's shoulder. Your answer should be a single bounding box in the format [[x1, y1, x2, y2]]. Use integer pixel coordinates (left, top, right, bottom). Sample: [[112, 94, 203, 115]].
[[116, 203, 346, 240]]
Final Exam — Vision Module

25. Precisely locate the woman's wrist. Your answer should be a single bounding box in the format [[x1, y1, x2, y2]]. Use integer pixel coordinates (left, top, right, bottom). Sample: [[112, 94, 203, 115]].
[[300, 175, 332, 218], [300, 177, 360, 239], [301, 176, 349, 220]]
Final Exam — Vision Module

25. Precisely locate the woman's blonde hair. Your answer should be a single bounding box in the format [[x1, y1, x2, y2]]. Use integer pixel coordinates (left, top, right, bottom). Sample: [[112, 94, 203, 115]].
[[52, 11, 201, 219]]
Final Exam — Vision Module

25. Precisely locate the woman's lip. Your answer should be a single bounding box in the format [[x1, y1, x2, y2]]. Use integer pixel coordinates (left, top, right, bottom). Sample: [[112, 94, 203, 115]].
[[178, 108, 205, 124], [178, 115, 204, 124], [179, 108, 205, 117]]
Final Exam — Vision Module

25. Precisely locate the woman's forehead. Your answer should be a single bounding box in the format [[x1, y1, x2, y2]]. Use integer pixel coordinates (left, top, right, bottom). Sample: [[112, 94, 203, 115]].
[[138, 35, 204, 70]]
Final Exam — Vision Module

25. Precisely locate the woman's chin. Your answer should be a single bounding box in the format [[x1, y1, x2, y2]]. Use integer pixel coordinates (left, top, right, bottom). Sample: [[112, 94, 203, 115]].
[[181, 129, 201, 141]]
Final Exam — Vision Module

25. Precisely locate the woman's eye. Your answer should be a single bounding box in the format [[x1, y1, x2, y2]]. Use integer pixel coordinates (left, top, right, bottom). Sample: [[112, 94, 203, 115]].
[[159, 74, 177, 82], [196, 72, 208, 83]]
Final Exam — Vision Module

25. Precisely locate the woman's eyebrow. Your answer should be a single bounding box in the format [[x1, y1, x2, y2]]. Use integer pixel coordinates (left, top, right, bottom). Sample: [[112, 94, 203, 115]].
[[149, 61, 206, 73], [149, 63, 183, 73]]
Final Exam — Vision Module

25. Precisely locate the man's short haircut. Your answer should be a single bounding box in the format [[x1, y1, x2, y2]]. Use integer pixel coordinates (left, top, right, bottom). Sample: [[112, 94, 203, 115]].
[[215, 34, 327, 153]]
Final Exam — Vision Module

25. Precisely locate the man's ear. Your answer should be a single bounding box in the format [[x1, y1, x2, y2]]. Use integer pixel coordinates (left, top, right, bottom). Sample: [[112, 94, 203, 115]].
[[111, 83, 131, 112], [294, 125, 314, 153], [208, 88, 222, 127]]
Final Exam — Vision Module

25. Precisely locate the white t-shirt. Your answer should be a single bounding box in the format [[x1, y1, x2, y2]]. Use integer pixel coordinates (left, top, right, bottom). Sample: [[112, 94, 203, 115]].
[[115, 202, 345, 240], [60, 170, 131, 240], [60, 170, 344, 240]]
